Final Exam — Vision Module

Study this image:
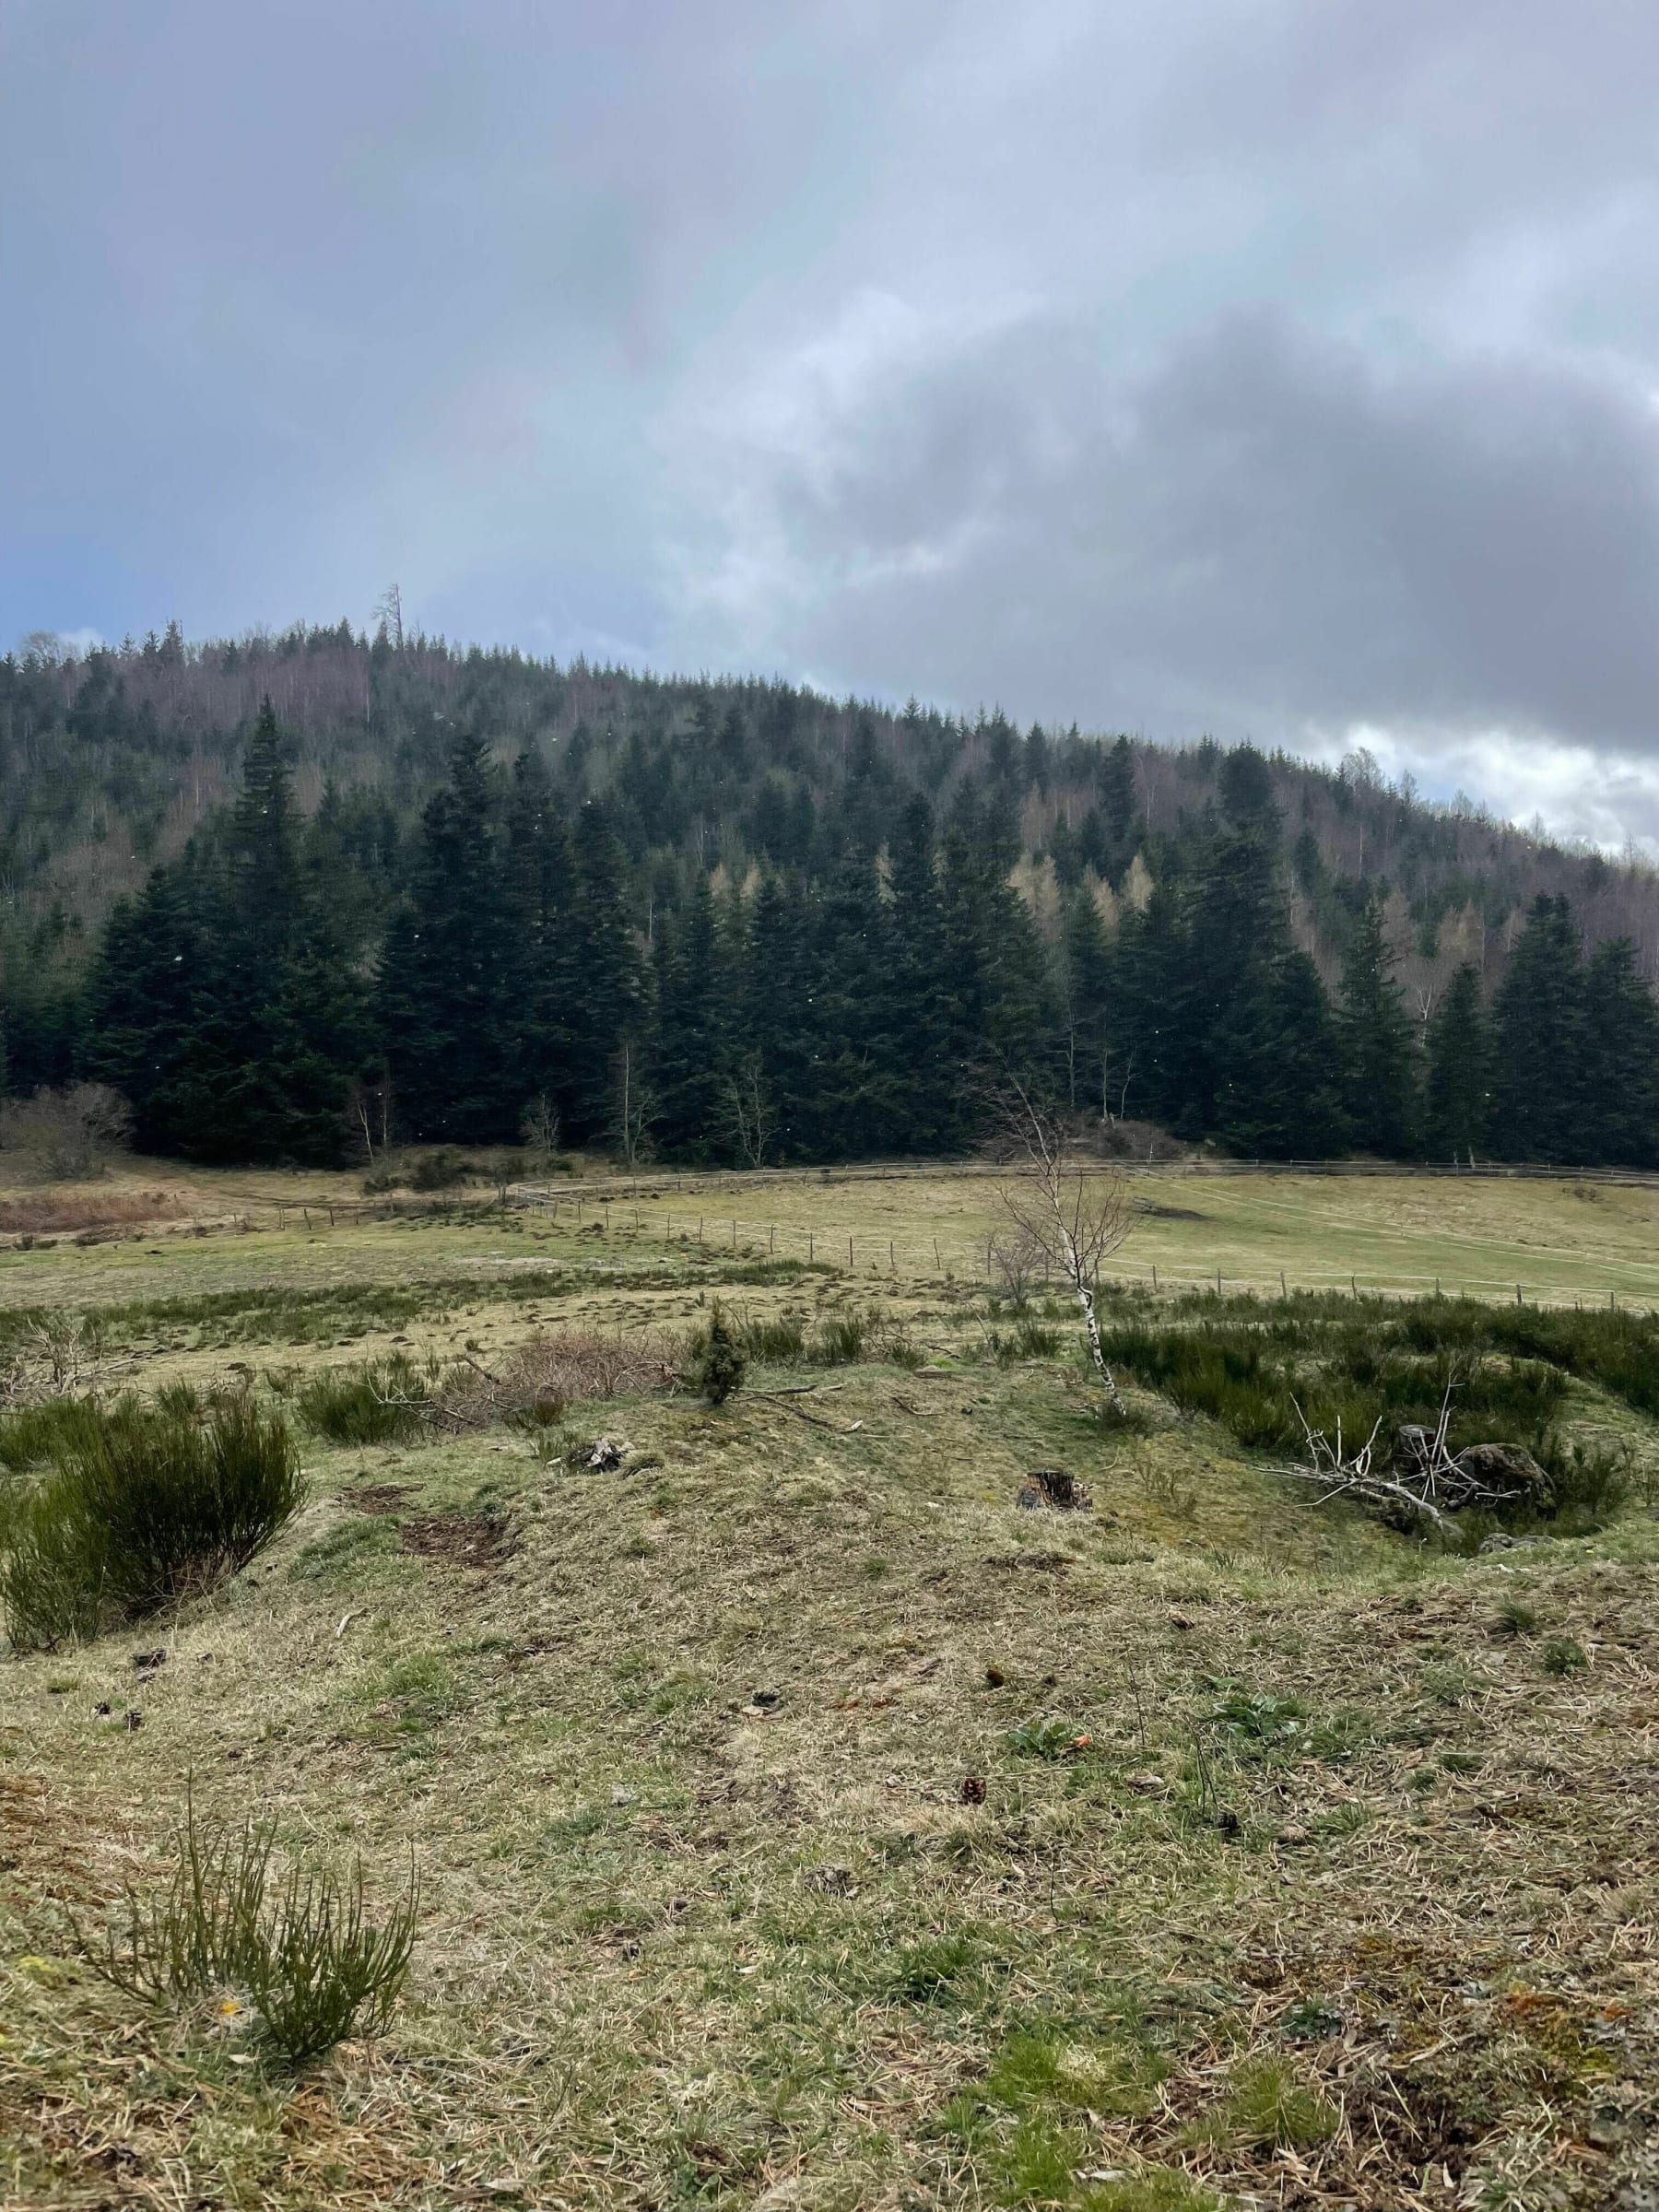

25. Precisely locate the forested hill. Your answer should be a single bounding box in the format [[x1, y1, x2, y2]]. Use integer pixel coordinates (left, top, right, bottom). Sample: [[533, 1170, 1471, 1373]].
[[2, 621, 1658, 1169]]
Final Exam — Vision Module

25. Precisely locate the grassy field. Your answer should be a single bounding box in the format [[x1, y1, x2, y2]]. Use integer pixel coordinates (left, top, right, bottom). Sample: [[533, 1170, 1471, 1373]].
[[3, 1165, 1658, 2210]]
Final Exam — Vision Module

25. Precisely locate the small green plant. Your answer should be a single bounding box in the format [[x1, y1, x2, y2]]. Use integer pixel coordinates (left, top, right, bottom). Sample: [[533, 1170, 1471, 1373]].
[[78, 1789, 418, 2065], [1197, 2054, 1337, 2152], [3, 1397, 305, 1649], [298, 1356, 429, 1444], [688, 1301, 747, 1406], [1007, 1716, 1090, 1761], [1543, 1635, 1588, 1677], [889, 1930, 977, 2004], [1209, 1686, 1308, 1746], [1495, 1597, 1538, 1636]]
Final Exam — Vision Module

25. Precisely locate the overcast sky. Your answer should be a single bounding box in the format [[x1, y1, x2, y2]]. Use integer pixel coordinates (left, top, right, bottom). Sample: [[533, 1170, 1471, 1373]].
[[6, 1, 1659, 849]]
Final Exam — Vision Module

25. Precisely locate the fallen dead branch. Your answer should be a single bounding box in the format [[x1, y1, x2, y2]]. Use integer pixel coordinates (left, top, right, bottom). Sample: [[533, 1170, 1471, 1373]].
[[1278, 1372, 1528, 1535]]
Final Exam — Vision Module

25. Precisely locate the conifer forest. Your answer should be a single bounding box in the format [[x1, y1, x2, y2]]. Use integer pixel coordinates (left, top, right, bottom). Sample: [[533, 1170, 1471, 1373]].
[[3, 624, 1657, 1170]]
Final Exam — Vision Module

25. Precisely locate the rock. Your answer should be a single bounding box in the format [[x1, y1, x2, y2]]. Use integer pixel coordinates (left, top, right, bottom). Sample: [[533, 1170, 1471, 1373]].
[[1395, 1423, 1436, 1470], [610, 1786, 637, 1806], [1455, 1441, 1555, 1509]]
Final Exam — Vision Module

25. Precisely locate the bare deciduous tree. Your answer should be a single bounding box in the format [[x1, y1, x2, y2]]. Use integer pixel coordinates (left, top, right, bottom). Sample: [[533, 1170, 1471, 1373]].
[[521, 1093, 561, 1177], [723, 1053, 776, 1170], [612, 1043, 653, 1170], [988, 1220, 1045, 1302], [993, 1077, 1134, 1406], [0, 1084, 132, 1182]]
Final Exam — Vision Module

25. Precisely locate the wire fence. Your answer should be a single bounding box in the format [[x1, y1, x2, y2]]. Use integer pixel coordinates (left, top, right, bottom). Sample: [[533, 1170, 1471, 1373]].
[[25, 1160, 1653, 1317]]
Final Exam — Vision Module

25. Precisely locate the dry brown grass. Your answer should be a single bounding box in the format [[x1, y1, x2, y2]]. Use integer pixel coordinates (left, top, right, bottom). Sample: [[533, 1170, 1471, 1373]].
[[0, 1189, 187, 1237], [3, 1196, 1658, 2209]]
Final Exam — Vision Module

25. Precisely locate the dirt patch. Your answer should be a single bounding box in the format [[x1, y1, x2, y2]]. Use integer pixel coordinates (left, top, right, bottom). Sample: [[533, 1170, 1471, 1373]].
[[351, 1482, 414, 1513], [398, 1510, 519, 1570]]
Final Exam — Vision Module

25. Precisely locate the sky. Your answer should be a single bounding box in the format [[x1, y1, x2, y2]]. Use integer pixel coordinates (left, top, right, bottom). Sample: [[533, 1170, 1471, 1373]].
[[5, 0, 1659, 851]]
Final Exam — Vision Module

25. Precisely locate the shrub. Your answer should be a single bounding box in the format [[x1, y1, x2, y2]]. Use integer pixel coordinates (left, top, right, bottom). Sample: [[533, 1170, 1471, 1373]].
[[735, 1312, 807, 1361], [688, 1301, 747, 1406], [0, 1081, 132, 1182], [808, 1312, 866, 1366], [439, 1328, 679, 1430], [2, 1398, 304, 1649], [298, 1356, 429, 1444], [408, 1148, 470, 1192], [79, 1788, 418, 2065], [0, 1394, 112, 1473]]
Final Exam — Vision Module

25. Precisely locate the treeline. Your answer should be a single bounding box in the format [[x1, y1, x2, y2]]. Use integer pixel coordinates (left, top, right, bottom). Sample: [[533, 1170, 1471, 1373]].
[[18, 707, 1655, 1171], [6, 623, 1658, 1011]]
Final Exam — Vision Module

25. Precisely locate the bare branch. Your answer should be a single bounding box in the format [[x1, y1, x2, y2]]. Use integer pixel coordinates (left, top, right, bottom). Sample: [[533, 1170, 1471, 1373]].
[[990, 1077, 1134, 1405]]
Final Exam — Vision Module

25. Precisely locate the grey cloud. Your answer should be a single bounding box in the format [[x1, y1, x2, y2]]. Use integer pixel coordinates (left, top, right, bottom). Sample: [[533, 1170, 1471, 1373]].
[[673, 308, 1659, 763], [7, 1, 1659, 842]]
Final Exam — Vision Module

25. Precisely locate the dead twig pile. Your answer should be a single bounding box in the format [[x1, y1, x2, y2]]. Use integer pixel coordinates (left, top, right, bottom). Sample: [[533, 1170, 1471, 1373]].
[[1278, 1372, 1530, 1534], [435, 1328, 683, 1431]]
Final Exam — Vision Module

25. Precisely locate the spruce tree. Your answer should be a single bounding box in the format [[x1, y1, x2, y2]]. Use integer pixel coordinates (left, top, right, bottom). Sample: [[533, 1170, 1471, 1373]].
[[650, 874, 729, 1160], [1492, 896, 1583, 1161], [378, 733, 516, 1143], [1336, 900, 1417, 1155], [744, 873, 818, 1159], [1424, 964, 1494, 1160], [564, 802, 643, 1142], [1061, 891, 1115, 1120], [1578, 938, 1659, 1166], [882, 796, 956, 1150]]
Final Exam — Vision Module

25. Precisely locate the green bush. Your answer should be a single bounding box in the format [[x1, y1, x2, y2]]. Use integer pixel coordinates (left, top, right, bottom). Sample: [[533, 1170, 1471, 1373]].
[[736, 1312, 806, 1361], [688, 1302, 747, 1406], [409, 1147, 471, 1192], [298, 1356, 429, 1444], [1098, 1308, 1572, 1479], [79, 1788, 418, 2065], [808, 1312, 866, 1365], [0, 1394, 112, 1473], [2, 1397, 304, 1649]]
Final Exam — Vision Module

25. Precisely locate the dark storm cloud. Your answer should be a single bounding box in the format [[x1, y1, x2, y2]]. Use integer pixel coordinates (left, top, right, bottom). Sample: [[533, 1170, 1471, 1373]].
[[6, 0, 1659, 837], [705, 309, 1659, 753]]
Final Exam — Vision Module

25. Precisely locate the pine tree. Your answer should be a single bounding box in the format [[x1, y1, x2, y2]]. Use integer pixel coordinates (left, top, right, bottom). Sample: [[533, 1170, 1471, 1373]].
[[744, 873, 818, 1160], [504, 747, 573, 1117], [1336, 900, 1417, 1154], [1423, 966, 1493, 1160]]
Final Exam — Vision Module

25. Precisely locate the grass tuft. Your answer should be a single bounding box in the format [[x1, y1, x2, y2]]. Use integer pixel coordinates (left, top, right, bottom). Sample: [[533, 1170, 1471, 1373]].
[[77, 1787, 418, 2065]]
